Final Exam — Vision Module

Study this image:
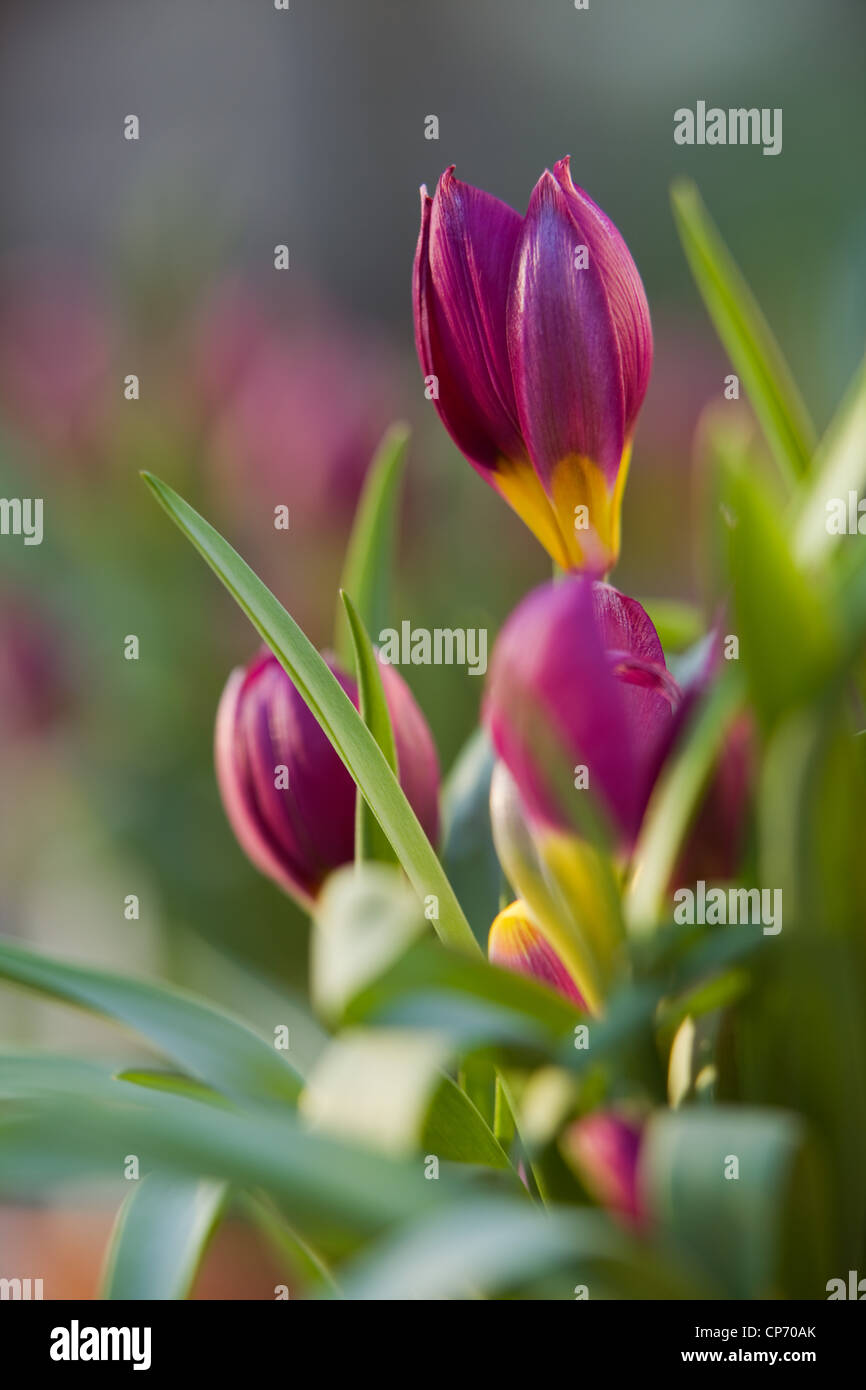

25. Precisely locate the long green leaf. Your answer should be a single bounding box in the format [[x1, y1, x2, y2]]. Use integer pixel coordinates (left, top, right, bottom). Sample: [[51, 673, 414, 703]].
[[334, 423, 408, 665], [331, 1197, 707, 1300], [141, 471, 477, 956], [441, 729, 501, 947], [725, 462, 840, 726], [642, 1107, 832, 1298], [625, 673, 742, 935], [671, 179, 816, 484], [0, 937, 301, 1106], [340, 590, 399, 866], [795, 353, 866, 566], [102, 1174, 228, 1300], [0, 1087, 456, 1248]]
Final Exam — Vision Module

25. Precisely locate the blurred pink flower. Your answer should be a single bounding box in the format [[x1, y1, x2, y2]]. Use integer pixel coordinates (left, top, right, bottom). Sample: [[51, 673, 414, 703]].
[[0, 262, 112, 458], [191, 282, 404, 526], [564, 1110, 646, 1228], [0, 598, 71, 737]]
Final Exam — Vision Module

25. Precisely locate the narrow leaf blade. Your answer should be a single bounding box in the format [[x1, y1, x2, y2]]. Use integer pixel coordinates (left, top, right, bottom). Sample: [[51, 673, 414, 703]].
[[671, 179, 816, 483], [335, 423, 408, 665], [340, 589, 399, 865]]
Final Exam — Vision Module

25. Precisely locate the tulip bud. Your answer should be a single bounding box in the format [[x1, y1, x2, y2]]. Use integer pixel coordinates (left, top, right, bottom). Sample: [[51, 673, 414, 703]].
[[485, 577, 752, 945], [414, 157, 651, 573], [484, 577, 679, 848], [488, 899, 586, 1007], [215, 647, 440, 907], [563, 1111, 646, 1228]]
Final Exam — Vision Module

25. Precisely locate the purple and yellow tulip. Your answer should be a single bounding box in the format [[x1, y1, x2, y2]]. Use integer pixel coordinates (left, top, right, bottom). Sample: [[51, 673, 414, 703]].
[[215, 648, 440, 909], [413, 157, 652, 573], [484, 577, 750, 1007]]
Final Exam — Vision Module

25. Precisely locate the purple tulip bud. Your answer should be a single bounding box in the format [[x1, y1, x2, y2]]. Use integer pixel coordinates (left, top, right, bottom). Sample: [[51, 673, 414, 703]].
[[564, 1111, 646, 1228], [215, 648, 440, 907], [413, 157, 651, 573], [485, 575, 751, 881], [488, 899, 587, 1008], [484, 576, 679, 848]]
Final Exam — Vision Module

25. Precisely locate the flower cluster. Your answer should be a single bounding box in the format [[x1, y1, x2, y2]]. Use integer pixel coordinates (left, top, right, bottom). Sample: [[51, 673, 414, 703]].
[[214, 160, 751, 1229]]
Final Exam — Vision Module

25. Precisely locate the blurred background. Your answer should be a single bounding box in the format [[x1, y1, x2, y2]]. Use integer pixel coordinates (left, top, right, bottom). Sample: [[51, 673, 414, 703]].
[[0, 0, 864, 1293]]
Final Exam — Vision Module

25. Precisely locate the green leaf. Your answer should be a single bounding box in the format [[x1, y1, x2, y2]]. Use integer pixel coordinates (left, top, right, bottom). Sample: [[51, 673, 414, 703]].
[[640, 598, 704, 654], [795, 353, 866, 566], [0, 1086, 455, 1251], [141, 470, 478, 956], [334, 423, 408, 666], [724, 462, 840, 725], [0, 936, 301, 1107], [642, 1107, 833, 1298], [441, 728, 502, 946], [0, 1052, 133, 1105], [331, 1197, 706, 1300], [102, 1174, 228, 1300], [340, 590, 399, 866], [625, 672, 742, 935], [311, 864, 425, 1024], [116, 1070, 231, 1107], [671, 179, 816, 485], [300, 1022, 511, 1170], [423, 1075, 511, 1169], [300, 1027, 454, 1157]]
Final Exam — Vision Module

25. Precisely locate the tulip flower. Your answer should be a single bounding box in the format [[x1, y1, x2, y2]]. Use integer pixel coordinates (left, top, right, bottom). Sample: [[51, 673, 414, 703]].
[[563, 1111, 646, 1228], [484, 575, 748, 865], [488, 899, 586, 1007], [215, 647, 440, 907], [413, 157, 652, 573]]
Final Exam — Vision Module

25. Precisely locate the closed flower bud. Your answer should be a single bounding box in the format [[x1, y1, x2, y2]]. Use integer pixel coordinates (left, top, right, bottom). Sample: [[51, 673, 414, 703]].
[[563, 1110, 646, 1228], [215, 648, 440, 908]]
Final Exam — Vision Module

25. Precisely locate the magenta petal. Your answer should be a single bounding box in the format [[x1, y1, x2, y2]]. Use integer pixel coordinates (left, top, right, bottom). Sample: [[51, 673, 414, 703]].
[[380, 660, 441, 848], [215, 652, 356, 905], [483, 578, 679, 844], [507, 169, 626, 487], [488, 901, 586, 1008], [552, 157, 653, 440], [413, 169, 525, 473], [565, 1111, 646, 1227]]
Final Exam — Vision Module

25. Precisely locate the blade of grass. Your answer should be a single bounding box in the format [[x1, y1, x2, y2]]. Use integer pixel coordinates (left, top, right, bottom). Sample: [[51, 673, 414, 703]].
[[334, 423, 408, 666], [340, 590, 399, 866], [625, 672, 742, 936], [102, 1174, 228, 1300], [671, 179, 816, 485], [795, 353, 866, 566]]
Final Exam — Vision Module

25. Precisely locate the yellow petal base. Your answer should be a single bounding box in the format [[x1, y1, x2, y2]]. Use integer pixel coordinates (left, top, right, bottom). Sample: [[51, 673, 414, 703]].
[[493, 446, 631, 573]]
